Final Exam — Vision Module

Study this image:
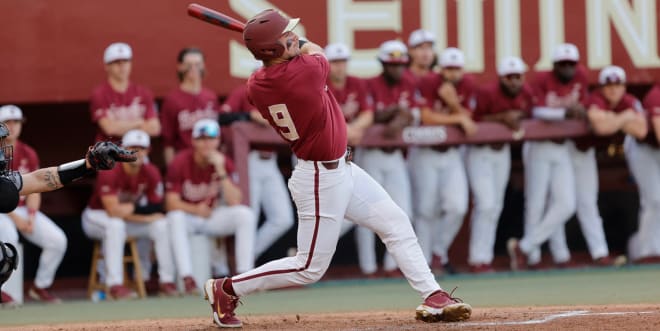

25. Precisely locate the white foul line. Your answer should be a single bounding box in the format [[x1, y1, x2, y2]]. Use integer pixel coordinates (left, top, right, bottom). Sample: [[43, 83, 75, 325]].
[[457, 310, 656, 327]]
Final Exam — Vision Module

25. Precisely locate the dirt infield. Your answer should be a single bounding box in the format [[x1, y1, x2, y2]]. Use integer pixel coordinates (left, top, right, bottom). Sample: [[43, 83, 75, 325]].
[[4, 304, 658, 331]]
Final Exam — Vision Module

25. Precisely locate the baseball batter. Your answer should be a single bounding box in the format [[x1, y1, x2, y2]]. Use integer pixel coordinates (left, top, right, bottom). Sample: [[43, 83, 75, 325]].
[[90, 43, 160, 143], [0, 105, 67, 303], [412, 47, 476, 272], [467, 57, 534, 272], [222, 83, 294, 260], [203, 10, 471, 328], [166, 119, 256, 295], [532, 44, 614, 266], [82, 130, 177, 299], [161, 47, 220, 164]]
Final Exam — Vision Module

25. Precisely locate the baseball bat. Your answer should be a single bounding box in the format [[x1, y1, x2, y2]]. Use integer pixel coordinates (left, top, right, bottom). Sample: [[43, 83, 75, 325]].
[[187, 3, 245, 33]]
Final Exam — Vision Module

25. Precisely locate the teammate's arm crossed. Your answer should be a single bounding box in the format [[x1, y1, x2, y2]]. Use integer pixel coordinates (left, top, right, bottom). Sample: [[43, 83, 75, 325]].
[[587, 106, 644, 137], [165, 192, 212, 218], [100, 194, 136, 219]]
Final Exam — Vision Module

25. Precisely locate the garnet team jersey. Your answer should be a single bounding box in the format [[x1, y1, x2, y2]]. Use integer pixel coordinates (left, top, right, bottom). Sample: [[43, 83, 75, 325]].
[[88, 163, 163, 210], [532, 67, 589, 108], [165, 149, 236, 206], [474, 82, 535, 120], [221, 84, 256, 114], [587, 91, 643, 114], [418, 74, 477, 114], [641, 84, 660, 147], [12, 141, 39, 206], [161, 87, 220, 152], [247, 54, 347, 161], [90, 81, 157, 143], [366, 73, 419, 112], [327, 75, 373, 123]]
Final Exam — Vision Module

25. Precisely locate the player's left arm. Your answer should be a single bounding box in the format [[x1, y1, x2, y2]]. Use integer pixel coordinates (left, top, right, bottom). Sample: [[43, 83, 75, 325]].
[[300, 39, 324, 57], [19, 142, 137, 195], [621, 109, 648, 139], [652, 116, 660, 144]]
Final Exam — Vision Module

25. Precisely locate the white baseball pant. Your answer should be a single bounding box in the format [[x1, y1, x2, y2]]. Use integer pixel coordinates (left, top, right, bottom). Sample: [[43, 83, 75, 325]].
[[466, 145, 510, 265], [168, 205, 256, 277], [354, 148, 413, 273], [567, 143, 609, 259], [539, 143, 611, 264], [248, 151, 295, 258], [519, 141, 577, 260], [81, 208, 175, 286], [231, 156, 441, 299], [0, 207, 67, 289], [521, 143, 570, 265], [409, 147, 468, 265], [624, 135, 660, 259]]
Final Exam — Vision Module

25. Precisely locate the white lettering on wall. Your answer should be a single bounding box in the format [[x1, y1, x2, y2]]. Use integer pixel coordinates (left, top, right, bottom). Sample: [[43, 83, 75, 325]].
[[496, 0, 521, 62], [587, 0, 660, 68], [420, 0, 447, 53], [535, 0, 565, 70], [458, 0, 484, 71], [327, 0, 402, 77]]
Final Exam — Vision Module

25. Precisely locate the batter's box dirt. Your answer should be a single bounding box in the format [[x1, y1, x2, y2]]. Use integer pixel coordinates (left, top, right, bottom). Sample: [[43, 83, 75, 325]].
[[2, 304, 659, 330]]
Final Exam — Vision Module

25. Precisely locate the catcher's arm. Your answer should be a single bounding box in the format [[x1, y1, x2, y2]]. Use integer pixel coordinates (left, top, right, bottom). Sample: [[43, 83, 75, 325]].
[[19, 142, 136, 195]]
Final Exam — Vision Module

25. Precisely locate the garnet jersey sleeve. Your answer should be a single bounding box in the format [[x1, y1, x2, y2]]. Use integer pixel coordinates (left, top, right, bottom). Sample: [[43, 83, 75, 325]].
[[643, 85, 660, 117], [145, 164, 164, 204]]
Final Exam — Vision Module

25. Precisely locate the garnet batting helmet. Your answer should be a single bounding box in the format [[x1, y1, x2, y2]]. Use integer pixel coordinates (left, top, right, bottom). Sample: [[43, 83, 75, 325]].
[[243, 9, 300, 60]]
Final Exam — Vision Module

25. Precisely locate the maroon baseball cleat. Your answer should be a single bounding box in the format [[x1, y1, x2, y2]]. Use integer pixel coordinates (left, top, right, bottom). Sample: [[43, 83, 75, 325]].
[[470, 263, 496, 274], [416, 288, 472, 323], [204, 278, 242, 328], [507, 238, 527, 271], [28, 286, 62, 304], [108, 285, 137, 300], [159, 282, 179, 297], [1, 291, 18, 308], [183, 276, 199, 295]]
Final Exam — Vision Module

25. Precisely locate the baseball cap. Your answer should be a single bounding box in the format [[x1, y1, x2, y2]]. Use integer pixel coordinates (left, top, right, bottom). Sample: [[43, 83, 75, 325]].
[[104, 42, 133, 64], [408, 29, 435, 48], [552, 43, 579, 62], [497, 56, 527, 76], [324, 43, 351, 61], [121, 129, 150, 148], [599, 65, 626, 85], [192, 119, 220, 139], [439, 47, 465, 68], [378, 40, 409, 64], [0, 105, 24, 122]]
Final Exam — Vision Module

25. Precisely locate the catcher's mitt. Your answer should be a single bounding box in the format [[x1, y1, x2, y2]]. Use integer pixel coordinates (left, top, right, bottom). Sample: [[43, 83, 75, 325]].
[[86, 141, 137, 170]]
